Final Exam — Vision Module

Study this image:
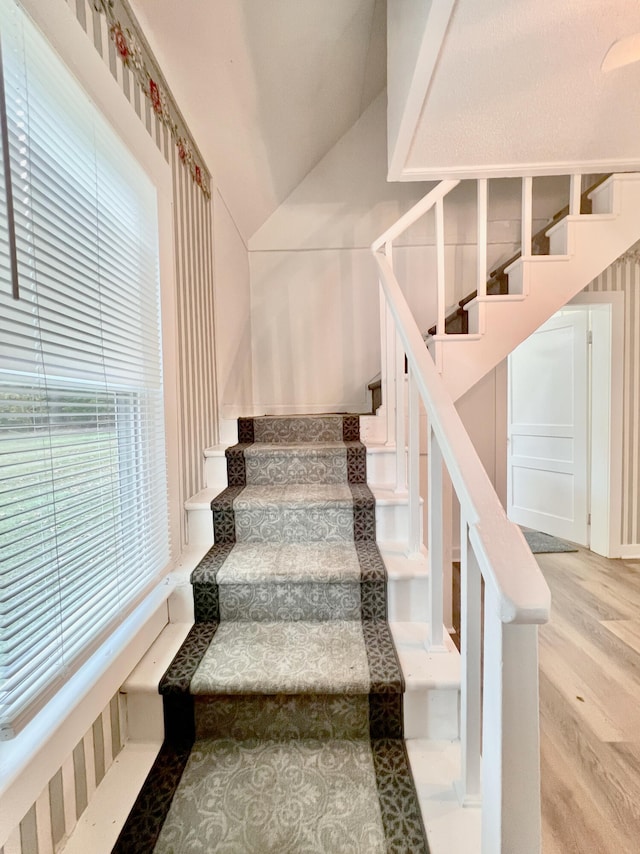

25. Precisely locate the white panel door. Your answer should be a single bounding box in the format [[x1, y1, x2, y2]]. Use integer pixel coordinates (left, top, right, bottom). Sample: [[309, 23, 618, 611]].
[[507, 310, 589, 545]]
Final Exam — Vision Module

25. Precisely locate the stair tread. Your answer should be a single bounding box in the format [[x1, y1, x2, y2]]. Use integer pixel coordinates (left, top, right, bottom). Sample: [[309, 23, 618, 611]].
[[240, 413, 360, 444], [545, 212, 616, 235], [194, 541, 365, 584], [212, 483, 375, 545], [226, 438, 367, 486], [232, 482, 357, 508], [185, 486, 222, 509], [240, 440, 361, 455], [191, 539, 386, 622], [124, 738, 428, 854], [190, 620, 376, 695]]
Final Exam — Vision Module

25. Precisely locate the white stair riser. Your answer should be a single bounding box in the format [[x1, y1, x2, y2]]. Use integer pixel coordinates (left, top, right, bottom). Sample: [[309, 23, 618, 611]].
[[187, 508, 214, 548], [438, 174, 640, 401], [466, 295, 525, 333], [366, 448, 397, 483], [166, 566, 429, 626], [218, 418, 239, 445], [404, 688, 460, 740], [360, 413, 386, 443], [567, 215, 639, 263], [186, 497, 414, 547], [121, 681, 457, 745], [123, 692, 165, 744], [205, 454, 228, 490], [388, 575, 429, 622], [548, 219, 568, 256], [589, 178, 615, 214], [168, 584, 195, 624], [376, 501, 410, 542], [207, 447, 395, 490]]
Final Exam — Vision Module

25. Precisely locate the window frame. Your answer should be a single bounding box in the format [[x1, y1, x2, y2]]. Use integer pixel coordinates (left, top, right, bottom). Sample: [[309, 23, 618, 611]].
[[0, 0, 181, 830]]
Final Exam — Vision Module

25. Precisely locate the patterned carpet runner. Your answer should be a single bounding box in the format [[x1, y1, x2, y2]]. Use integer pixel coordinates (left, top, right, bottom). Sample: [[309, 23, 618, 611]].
[[113, 415, 429, 853]]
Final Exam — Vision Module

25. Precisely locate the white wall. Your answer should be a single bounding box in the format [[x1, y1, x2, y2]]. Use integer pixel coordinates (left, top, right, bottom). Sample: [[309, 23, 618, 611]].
[[213, 190, 253, 418], [249, 248, 380, 413], [247, 92, 568, 415]]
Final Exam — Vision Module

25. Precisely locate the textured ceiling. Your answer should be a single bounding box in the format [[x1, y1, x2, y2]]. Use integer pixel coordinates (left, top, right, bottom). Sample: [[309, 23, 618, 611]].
[[406, 0, 640, 177], [130, 0, 386, 241]]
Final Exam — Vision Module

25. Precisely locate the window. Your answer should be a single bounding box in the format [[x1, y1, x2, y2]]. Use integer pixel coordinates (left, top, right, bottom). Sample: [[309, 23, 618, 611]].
[[0, 0, 169, 738]]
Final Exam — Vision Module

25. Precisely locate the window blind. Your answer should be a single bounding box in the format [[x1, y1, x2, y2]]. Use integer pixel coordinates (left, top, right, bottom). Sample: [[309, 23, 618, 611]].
[[0, 0, 169, 738]]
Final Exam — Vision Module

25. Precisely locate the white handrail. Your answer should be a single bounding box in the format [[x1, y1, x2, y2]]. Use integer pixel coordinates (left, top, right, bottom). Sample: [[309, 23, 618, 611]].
[[373, 251, 550, 624], [371, 179, 460, 251]]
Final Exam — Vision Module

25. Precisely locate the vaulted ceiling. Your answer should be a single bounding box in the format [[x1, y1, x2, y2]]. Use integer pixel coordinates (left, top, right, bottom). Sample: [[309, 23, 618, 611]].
[[129, 0, 640, 237], [130, 0, 386, 242]]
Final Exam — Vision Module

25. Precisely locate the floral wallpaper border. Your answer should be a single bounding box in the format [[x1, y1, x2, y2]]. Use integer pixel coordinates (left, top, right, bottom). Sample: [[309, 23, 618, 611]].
[[93, 0, 211, 198]]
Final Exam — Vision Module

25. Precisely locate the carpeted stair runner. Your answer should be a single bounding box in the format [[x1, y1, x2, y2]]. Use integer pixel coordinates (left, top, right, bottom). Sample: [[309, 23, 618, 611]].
[[113, 414, 429, 853]]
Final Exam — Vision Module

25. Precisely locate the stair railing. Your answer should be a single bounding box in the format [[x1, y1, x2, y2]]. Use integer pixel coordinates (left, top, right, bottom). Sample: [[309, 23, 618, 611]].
[[371, 179, 551, 853]]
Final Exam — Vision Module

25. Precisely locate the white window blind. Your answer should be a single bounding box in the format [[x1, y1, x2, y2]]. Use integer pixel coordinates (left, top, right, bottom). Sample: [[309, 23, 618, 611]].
[[0, 0, 169, 738]]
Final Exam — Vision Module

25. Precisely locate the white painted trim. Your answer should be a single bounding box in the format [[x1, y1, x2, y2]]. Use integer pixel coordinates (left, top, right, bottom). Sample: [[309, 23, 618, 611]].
[[387, 0, 457, 181], [229, 403, 368, 417], [0, 588, 169, 847], [397, 160, 640, 182], [619, 544, 640, 559], [55, 742, 162, 854], [220, 404, 266, 420], [569, 292, 625, 558]]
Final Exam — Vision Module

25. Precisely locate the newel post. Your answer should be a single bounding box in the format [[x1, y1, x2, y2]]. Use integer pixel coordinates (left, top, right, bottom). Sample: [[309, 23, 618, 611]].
[[482, 585, 542, 853]]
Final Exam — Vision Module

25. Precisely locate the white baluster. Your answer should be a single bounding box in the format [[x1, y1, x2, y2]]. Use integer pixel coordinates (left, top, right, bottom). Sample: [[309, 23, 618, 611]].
[[482, 585, 542, 853], [435, 198, 446, 336], [407, 368, 421, 556], [442, 469, 453, 632], [477, 178, 488, 298], [427, 427, 446, 650], [569, 174, 582, 216], [456, 519, 482, 806], [378, 281, 387, 419], [385, 242, 396, 448], [521, 176, 533, 256], [395, 333, 406, 492]]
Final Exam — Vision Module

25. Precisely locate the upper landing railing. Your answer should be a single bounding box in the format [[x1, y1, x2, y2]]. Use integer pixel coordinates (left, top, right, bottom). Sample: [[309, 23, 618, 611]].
[[371, 177, 553, 853]]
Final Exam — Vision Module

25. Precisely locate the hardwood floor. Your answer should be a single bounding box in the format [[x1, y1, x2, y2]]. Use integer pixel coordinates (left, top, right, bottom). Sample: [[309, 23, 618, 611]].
[[452, 546, 640, 851], [535, 546, 640, 853]]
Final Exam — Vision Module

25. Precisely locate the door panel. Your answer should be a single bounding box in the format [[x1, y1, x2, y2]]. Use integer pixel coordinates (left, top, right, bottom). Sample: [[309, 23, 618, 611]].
[[507, 310, 589, 545]]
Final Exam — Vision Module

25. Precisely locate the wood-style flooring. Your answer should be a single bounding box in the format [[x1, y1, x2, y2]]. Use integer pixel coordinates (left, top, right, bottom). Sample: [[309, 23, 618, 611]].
[[452, 546, 640, 852], [536, 546, 640, 854]]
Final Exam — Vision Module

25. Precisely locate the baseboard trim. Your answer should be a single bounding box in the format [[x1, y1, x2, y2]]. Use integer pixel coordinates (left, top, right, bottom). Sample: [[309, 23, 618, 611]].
[[225, 403, 367, 417], [221, 405, 265, 420], [619, 544, 640, 559]]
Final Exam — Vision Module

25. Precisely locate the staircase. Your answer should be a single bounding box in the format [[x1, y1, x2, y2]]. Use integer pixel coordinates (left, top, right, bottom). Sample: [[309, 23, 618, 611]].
[[114, 415, 446, 852], [426, 175, 610, 338], [426, 173, 640, 401], [111, 172, 640, 854]]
